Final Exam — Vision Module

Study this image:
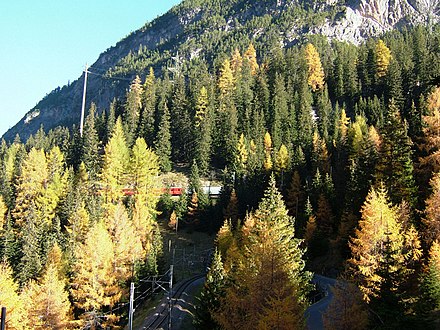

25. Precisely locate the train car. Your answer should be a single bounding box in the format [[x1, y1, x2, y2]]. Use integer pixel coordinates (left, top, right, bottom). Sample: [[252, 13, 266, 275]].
[[122, 185, 222, 197]]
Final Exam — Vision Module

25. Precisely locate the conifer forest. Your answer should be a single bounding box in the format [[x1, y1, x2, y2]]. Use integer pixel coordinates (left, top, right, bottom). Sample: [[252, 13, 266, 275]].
[[1, 22, 440, 329]]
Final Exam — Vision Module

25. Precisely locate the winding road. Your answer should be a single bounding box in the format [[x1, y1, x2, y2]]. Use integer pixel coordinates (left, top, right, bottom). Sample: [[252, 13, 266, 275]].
[[306, 275, 338, 330]]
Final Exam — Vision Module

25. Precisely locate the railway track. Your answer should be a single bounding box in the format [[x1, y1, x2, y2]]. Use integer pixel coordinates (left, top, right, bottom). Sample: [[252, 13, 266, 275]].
[[142, 274, 205, 330]]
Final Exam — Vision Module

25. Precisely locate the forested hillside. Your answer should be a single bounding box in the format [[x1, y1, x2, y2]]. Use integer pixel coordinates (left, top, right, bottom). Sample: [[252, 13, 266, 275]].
[[1, 16, 440, 330], [4, 0, 439, 141]]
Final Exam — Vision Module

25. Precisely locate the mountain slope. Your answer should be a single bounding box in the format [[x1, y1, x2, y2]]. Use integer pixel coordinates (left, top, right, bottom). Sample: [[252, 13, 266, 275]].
[[3, 0, 439, 141]]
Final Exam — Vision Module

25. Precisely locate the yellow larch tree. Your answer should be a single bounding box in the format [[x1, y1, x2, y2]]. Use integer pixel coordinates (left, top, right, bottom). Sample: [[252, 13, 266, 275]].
[[368, 125, 381, 151], [349, 185, 401, 301], [420, 87, 440, 174], [338, 109, 351, 145], [423, 171, 440, 245], [12, 147, 48, 228], [100, 117, 129, 208], [230, 48, 243, 79], [168, 210, 178, 231], [0, 262, 27, 329], [263, 132, 273, 170], [243, 43, 259, 75], [348, 185, 421, 302], [375, 39, 392, 78], [105, 203, 143, 282], [195, 86, 209, 128], [36, 146, 69, 226], [65, 201, 90, 253], [0, 195, 7, 231], [218, 58, 235, 100], [22, 244, 72, 330], [216, 219, 234, 263], [129, 137, 161, 262], [236, 133, 248, 172], [71, 221, 121, 329], [275, 144, 289, 173], [305, 43, 325, 91]]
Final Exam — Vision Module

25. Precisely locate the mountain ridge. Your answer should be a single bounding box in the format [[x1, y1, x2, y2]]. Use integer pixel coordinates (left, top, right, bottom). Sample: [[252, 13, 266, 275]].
[[3, 0, 439, 141]]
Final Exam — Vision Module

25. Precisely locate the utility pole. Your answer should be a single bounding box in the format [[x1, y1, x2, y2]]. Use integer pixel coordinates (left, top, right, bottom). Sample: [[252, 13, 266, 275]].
[[0, 307, 6, 330], [80, 63, 89, 137], [128, 282, 135, 330], [168, 265, 174, 330]]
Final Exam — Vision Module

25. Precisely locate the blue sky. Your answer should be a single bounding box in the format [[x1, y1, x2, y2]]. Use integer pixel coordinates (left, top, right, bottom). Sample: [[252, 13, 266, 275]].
[[0, 0, 182, 137]]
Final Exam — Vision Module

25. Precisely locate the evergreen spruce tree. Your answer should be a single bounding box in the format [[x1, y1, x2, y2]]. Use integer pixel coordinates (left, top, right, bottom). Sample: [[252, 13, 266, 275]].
[[194, 250, 226, 330], [124, 75, 143, 146], [270, 73, 289, 150], [154, 98, 172, 172], [17, 207, 45, 284], [106, 98, 117, 143], [82, 103, 101, 180], [139, 67, 156, 144], [420, 241, 440, 311], [296, 80, 314, 151], [375, 101, 417, 207], [170, 75, 192, 162], [215, 58, 238, 168], [316, 86, 332, 143], [194, 86, 212, 174]]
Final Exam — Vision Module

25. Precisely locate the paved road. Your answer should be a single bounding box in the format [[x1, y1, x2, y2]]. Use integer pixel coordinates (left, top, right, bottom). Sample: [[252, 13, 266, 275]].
[[305, 275, 337, 330]]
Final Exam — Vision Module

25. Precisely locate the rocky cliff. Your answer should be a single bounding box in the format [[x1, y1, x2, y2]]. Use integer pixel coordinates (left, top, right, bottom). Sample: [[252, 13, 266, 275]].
[[315, 0, 440, 43]]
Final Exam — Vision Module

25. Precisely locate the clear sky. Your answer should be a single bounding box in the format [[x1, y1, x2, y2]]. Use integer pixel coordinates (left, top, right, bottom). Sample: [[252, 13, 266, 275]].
[[0, 0, 182, 138]]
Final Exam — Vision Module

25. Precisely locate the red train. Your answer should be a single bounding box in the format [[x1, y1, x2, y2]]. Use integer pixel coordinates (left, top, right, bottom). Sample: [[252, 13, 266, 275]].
[[121, 186, 221, 197]]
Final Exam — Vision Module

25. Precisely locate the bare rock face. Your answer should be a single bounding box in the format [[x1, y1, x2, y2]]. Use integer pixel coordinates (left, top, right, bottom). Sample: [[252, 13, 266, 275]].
[[315, 0, 440, 44]]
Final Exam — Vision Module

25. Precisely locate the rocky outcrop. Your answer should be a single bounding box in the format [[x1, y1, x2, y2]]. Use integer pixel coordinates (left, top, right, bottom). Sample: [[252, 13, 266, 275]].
[[315, 0, 440, 44]]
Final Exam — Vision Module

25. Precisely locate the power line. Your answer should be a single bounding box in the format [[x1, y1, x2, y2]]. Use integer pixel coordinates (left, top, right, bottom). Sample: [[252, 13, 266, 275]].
[[78, 63, 133, 135], [79, 63, 88, 137]]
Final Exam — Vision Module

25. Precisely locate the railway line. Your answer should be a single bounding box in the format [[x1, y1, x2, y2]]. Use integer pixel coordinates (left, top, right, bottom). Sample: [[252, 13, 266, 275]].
[[141, 274, 205, 330]]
